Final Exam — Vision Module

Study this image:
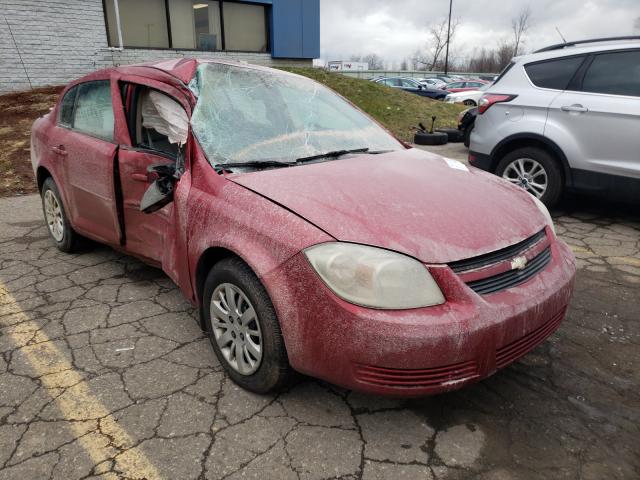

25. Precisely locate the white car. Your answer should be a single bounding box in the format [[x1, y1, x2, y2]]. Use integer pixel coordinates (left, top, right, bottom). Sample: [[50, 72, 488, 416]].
[[470, 36, 640, 206], [418, 78, 448, 89], [445, 84, 490, 105]]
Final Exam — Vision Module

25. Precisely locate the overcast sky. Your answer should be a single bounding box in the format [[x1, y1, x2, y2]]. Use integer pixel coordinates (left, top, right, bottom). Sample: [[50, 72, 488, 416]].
[[319, 0, 640, 67]]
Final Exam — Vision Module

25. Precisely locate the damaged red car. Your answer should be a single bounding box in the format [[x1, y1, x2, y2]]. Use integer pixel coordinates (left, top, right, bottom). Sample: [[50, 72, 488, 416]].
[[31, 59, 576, 396]]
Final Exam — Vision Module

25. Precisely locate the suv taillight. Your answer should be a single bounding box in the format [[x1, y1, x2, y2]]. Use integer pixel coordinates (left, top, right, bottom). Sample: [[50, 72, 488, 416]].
[[478, 94, 517, 114]]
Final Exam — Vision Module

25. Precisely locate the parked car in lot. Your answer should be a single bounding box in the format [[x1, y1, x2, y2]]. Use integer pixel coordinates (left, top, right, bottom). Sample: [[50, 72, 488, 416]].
[[372, 76, 448, 99], [470, 36, 640, 206], [445, 84, 491, 106], [418, 77, 448, 89], [435, 75, 455, 84], [445, 80, 489, 93], [32, 58, 575, 397]]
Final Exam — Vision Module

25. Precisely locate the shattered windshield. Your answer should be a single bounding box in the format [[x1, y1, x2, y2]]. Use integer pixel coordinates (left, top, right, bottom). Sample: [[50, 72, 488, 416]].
[[189, 63, 402, 166]]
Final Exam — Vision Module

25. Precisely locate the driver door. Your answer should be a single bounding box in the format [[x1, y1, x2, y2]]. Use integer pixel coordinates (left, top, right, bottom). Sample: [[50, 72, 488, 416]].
[[117, 82, 189, 265]]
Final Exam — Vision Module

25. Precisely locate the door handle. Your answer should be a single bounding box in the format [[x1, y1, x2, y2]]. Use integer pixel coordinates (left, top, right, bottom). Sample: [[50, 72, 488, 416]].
[[561, 104, 589, 113], [131, 173, 149, 183], [51, 144, 67, 156]]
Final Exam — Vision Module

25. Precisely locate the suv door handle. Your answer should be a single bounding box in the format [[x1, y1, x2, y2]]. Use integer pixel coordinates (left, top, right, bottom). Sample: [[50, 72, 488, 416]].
[[561, 104, 589, 113], [51, 145, 68, 156]]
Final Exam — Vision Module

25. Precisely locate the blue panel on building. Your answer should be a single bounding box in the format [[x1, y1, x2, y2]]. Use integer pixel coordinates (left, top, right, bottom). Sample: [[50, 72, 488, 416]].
[[271, 0, 319, 59], [302, 0, 320, 58]]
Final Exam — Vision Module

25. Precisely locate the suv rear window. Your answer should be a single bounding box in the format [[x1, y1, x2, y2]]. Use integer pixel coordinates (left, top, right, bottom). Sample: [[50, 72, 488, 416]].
[[581, 50, 640, 97], [525, 56, 584, 90]]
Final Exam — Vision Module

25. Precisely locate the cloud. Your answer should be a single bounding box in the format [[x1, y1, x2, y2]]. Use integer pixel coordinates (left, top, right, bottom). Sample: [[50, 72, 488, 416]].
[[320, 0, 640, 64]]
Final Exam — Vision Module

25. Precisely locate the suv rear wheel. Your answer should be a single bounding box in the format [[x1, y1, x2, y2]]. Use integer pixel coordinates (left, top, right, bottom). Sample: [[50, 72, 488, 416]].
[[495, 147, 563, 207]]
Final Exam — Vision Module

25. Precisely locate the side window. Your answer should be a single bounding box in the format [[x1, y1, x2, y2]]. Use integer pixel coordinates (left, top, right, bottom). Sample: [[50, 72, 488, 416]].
[[400, 79, 417, 88], [581, 51, 640, 97], [449, 82, 463, 88], [524, 56, 585, 90], [384, 78, 400, 87], [58, 87, 77, 127], [134, 88, 188, 158], [73, 81, 114, 140]]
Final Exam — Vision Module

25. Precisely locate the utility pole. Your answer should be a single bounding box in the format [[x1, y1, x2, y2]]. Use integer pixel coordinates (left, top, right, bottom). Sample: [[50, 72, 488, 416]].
[[444, 0, 453, 74]]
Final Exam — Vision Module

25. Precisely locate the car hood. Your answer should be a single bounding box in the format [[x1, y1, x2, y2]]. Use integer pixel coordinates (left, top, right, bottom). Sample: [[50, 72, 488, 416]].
[[228, 148, 547, 264]]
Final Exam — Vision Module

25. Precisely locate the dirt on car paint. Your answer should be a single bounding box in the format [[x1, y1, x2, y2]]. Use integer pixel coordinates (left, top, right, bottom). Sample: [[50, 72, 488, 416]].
[[0, 86, 62, 197]]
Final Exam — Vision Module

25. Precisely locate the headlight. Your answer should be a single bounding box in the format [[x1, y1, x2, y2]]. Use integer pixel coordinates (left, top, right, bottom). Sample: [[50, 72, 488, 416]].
[[304, 243, 445, 309], [531, 195, 556, 235]]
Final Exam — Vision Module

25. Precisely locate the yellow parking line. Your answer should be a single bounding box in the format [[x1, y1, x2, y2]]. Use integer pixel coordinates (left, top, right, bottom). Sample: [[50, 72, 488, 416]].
[[1, 284, 161, 479]]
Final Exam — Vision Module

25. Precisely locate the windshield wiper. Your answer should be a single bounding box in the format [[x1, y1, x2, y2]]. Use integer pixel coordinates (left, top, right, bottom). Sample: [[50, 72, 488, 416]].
[[295, 148, 370, 164], [214, 160, 294, 171]]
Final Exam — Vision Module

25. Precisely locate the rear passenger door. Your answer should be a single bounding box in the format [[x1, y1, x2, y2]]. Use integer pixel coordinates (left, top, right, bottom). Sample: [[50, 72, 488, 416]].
[[60, 80, 121, 245], [546, 49, 640, 179]]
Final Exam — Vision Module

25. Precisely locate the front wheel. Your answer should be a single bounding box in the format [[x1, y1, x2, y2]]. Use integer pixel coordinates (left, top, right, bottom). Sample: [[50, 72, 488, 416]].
[[202, 257, 292, 393], [463, 99, 476, 106], [495, 147, 563, 207]]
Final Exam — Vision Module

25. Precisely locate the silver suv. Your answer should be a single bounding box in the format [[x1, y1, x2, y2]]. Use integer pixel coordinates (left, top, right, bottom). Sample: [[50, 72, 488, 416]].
[[469, 37, 640, 206]]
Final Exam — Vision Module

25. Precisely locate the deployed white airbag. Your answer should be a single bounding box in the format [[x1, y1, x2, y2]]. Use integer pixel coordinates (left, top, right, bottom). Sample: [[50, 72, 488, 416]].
[[141, 90, 188, 145]]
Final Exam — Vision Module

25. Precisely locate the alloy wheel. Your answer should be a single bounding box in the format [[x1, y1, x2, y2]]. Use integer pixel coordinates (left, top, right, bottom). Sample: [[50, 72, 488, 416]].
[[502, 158, 548, 199], [44, 190, 64, 242], [210, 283, 263, 375]]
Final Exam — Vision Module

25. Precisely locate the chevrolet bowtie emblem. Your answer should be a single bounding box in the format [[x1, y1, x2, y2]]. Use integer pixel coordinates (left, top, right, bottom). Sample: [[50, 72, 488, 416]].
[[511, 256, 528, 271]]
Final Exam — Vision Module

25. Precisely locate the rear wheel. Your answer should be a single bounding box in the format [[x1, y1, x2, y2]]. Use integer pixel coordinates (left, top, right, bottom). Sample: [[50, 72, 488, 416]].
[[41, 177, 80, 252], [202, 257, 292, 393], [495, 147, 563, 207]]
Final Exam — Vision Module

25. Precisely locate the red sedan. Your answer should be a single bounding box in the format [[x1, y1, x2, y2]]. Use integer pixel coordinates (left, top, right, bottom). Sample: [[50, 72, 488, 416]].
[[31, 59, 575, 397], [445, 80, 490, 92]]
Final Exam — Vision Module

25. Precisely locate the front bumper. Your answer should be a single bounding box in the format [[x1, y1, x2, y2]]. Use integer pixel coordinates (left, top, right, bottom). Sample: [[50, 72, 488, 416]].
[[263, 236, 576, 397]]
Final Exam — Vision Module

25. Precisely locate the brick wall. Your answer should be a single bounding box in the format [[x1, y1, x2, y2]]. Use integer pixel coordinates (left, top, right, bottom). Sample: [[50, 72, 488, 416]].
[[0, 0, 311, 93]]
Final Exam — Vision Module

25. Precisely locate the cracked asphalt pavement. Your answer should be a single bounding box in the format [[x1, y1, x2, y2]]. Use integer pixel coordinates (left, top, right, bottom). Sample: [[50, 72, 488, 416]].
[[0, 191, 639, 480]]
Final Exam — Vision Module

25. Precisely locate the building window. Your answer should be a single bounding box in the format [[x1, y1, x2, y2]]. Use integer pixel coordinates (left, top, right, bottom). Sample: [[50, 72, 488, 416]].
[[104, 0, 269, 53], [105, 0, 170, 48], [222, 2, 268, 52]]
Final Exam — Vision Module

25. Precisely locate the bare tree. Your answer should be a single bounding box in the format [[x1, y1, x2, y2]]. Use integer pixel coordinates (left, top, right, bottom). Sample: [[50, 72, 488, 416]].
[[400, 58, 409, 71], [349, 53, 384, 70], [419, 17, 460, 71], [634, 16, 640, 33], [511, 5, 532, 56], [362, 53, 385, 70]]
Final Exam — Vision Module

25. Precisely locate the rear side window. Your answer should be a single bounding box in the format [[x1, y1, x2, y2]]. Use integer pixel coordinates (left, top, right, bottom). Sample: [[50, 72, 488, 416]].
[[73, 81, 114, 141], [525, 56, 585, 90], [400, 79, 417, 88], [58, 87, 77, 127], [582, 51, 640, 97]]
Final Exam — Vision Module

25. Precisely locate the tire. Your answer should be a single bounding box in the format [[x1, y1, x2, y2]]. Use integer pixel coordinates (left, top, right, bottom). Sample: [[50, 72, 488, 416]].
[[41, 177, 80, 252], [495, 147, 563, 207], [463, 124, 474, 148], [463, 99, 477, 106], [414, 131, 448, 146], [435, 128, 464, 143], [202, 257, 292, 394]]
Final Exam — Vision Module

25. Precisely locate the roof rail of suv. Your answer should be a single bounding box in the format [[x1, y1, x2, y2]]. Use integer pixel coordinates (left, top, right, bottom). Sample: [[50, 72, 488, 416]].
[[534, 36, 640, 53]]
